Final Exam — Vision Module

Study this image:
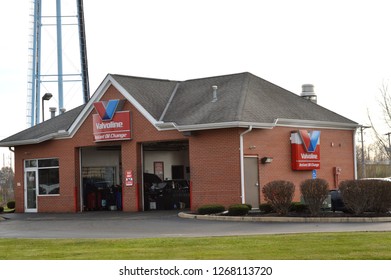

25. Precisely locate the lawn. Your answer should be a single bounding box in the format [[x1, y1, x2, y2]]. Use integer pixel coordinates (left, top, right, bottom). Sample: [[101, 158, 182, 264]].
[[1, 232, 390, 260]]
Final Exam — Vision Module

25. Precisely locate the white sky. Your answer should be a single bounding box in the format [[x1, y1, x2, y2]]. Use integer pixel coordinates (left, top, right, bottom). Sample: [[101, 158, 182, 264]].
[[1, 0, 391, 166]]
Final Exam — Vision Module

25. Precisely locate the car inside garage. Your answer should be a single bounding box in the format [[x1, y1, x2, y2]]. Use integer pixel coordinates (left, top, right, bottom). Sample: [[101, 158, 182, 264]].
[[142, 140, 190, 211]]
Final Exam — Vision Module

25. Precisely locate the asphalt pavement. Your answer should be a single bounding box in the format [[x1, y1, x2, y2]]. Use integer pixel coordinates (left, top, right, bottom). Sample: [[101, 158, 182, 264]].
[[1, 210, 391, 239]]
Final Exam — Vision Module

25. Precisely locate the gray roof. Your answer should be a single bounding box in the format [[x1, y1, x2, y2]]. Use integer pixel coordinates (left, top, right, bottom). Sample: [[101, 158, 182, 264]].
[[0, 105, 85, 146], [157, 72, 356, 125], [0, 72, 358, 147]]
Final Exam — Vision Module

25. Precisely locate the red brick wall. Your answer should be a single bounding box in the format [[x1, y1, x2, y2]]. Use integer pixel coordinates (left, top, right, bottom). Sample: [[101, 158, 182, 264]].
[[13, 85, 186, 213], [12, 84, 357, 213], [189, 128, 242, 210], [14, 139, 80, 213], [243, 127, 356, 202]]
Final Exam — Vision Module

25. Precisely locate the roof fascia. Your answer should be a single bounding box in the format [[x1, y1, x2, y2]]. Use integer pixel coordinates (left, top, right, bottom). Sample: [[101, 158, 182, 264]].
[[275, 118, 359, 130], [155, 121, 276, 131], [0, 130, 70, 147], [155, 118, 359, 132]]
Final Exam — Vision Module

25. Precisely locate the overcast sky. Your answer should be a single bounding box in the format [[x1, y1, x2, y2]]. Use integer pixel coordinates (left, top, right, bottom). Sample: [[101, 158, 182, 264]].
[[1, 0, 391, 166]]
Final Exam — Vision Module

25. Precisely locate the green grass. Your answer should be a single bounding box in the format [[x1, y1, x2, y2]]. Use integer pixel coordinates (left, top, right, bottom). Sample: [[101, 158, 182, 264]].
[[1, 232, 390, 260]]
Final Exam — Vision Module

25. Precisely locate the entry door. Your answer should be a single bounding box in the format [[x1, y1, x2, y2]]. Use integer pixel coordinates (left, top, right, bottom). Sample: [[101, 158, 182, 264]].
[[25, 170, 38, 213], [244, 157, 260, 209]]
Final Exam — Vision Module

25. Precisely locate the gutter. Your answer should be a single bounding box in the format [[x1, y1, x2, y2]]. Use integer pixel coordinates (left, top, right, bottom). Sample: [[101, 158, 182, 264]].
[[154, 118, 358, 132], [0, 130, 70, 147], [275, 118, 359, 130], [240, 125, 253, 204], [155, 121, 275, 131]]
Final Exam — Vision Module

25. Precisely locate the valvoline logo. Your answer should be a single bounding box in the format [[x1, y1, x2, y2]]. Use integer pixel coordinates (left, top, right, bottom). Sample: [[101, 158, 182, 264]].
[[93, 99, 119, 121], [299, 130, 321, 153], [291, 130, 321, 170]]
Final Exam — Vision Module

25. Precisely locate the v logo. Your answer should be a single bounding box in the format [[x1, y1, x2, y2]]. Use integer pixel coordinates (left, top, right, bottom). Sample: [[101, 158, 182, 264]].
[[299, 130, 320, 152], [93, 100, 119, 121]]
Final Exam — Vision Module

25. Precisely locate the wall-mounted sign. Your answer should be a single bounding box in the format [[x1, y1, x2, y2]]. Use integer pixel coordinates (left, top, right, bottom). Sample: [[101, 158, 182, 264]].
[[93, 99, 132, 142], [291, 130, 321, 170], [125, 170, 134, 187]]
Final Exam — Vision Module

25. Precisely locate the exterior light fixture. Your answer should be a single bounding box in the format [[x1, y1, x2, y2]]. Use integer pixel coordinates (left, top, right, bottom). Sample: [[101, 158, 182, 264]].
[[261, 157, 273, 164], [41, 93, 53, 122]]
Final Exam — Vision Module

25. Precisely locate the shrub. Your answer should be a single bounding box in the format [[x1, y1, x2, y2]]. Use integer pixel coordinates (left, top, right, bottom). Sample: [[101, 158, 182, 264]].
[[7, 201, 15, 209], [290, 202, 308, 213], [300, 178, 329, 216], [339, 180, 370, 215], [262, 180, 295, 215], [197, 204, 225, 215], [228, 204, 250, 216], [244, 204, 252, 211], [343, 179, 391, 214], [369, 180, 391, 213], [259, 203, 273, 214]]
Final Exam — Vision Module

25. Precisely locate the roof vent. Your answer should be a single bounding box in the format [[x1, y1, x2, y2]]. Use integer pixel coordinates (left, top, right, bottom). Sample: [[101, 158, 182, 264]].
[[301, 84, 317, 103], [60, 108, 66, 114], [49, 107, 57, 119], [212, 85, 218, 102]]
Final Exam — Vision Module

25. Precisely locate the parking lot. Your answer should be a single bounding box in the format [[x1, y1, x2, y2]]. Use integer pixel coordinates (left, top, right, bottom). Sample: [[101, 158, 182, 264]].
[[1, 210, 391, 239]]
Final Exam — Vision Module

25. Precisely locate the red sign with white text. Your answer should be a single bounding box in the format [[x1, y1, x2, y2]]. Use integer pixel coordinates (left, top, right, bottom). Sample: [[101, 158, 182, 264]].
[[125, 170, 134, 187], [93, 111, 132, 142], [291, 130, 321, 170]]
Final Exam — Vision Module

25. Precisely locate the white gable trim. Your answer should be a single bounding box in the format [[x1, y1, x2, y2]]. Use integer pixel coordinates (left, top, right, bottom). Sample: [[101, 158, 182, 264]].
[[66, 74, 160, 137]]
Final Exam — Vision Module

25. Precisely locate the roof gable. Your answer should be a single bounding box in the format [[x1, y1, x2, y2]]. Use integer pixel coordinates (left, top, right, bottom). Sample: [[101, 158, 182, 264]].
[[0, 72, 358, 147]]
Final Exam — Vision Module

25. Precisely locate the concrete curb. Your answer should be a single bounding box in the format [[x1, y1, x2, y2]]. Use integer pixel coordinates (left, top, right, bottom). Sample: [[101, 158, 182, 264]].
[[178, 212, 391, 223]]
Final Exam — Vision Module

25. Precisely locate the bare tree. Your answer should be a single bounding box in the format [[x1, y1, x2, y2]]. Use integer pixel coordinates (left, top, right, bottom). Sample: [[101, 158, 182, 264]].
[[368, 82, 391, 160]]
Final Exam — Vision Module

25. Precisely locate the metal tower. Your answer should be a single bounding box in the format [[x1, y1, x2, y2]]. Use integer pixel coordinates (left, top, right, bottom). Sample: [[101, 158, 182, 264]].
[[27, 0, 90, 127]]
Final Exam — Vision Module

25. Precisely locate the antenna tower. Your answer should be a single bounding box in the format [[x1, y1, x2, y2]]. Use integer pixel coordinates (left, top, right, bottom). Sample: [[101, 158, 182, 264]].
[[27, 0, 90, 127]]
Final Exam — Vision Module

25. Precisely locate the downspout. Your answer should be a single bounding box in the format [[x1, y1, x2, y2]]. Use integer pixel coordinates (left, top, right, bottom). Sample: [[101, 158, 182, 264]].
[[240, 125, 253, 204], [353, 127, 358, 179]]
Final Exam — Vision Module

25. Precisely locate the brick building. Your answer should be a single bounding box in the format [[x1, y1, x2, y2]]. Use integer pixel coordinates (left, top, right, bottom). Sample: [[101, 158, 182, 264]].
[[0, 72, 358, 213]]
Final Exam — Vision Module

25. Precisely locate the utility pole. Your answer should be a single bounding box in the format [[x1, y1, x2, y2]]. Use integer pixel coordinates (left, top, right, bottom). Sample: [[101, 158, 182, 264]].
[[385, 132, 391, 157], [360, 125, 371, 178]]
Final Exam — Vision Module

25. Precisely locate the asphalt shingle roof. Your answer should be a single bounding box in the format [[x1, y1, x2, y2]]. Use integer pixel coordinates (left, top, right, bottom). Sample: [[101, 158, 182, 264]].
[[0, 105, 85, 145], [160, 72, 356, 125], [0, 72, 357, 147]]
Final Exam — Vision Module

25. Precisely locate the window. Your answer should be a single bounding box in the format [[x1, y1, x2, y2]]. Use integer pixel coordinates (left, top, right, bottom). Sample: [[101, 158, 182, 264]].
[[25, 158, 60, 195], [39, 167, 59, 195]]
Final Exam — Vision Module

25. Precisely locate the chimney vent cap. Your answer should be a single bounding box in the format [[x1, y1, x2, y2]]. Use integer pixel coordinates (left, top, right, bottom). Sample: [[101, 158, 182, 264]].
[[300, 84, 317, 103]]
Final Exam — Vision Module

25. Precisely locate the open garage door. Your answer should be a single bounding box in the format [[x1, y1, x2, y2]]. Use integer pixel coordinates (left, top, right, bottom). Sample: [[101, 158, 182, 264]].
[[142, 140, 190, 211], [81, 146, 122, 211]]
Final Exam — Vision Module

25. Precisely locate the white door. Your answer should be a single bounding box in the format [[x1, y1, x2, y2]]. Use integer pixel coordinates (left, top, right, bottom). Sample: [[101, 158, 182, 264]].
[[24, 170, 38, 213]]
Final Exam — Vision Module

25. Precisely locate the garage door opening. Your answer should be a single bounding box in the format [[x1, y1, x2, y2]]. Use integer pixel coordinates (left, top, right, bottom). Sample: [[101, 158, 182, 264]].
[[142, 140, 190, 211], [81, 146, 122, 211]]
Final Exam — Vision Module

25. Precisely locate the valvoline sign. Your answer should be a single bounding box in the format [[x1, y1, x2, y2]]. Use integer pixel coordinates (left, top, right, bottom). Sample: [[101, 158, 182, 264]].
[[93, 99, 132, 142], [290, 130, 321, 170]]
